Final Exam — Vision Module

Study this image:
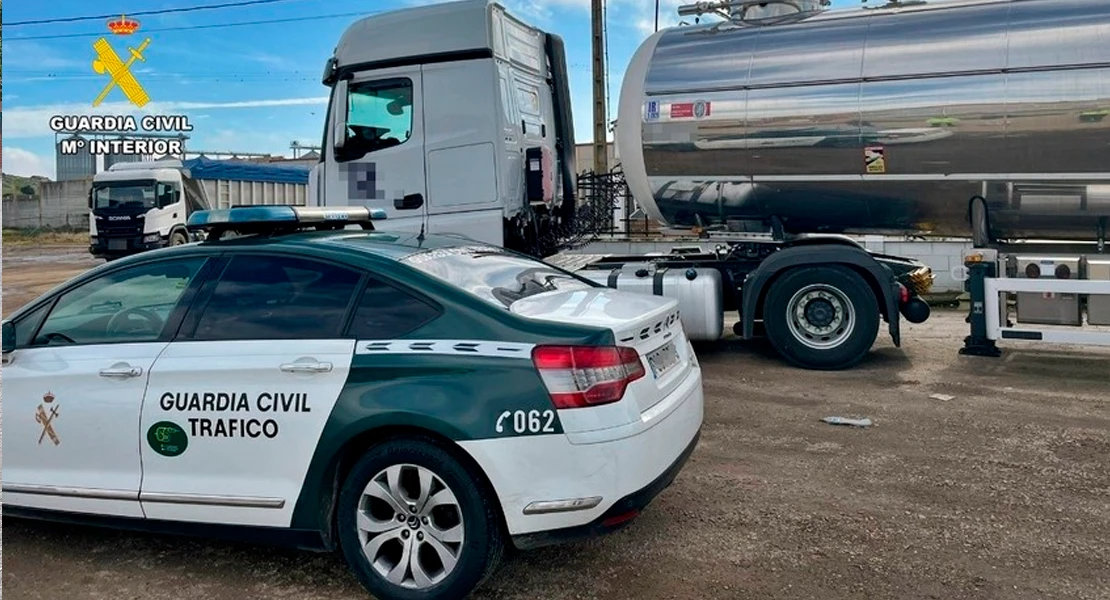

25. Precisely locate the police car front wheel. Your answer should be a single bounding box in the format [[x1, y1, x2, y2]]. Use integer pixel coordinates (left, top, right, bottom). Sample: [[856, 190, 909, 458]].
[[337, 436, 505, 600]]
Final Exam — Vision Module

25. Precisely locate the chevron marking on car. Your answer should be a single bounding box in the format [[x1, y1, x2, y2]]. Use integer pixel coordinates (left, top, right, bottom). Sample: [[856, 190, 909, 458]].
[[355, 339, 535, 358]]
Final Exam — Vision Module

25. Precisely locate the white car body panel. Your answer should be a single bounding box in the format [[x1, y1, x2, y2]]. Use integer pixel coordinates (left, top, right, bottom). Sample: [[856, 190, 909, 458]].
[[3, 342, 169, 518], [137, 339, 356, 527]]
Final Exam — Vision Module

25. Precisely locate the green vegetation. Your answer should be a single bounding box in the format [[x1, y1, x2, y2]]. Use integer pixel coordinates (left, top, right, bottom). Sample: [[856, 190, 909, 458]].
[[2, 173, 51, 198], [3, 227, 89, 248]]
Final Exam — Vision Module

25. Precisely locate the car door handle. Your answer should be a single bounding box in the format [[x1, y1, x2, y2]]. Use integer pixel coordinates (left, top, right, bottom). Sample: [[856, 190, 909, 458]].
[[99, 365, 143, 379], [279, 362, 332, 374]]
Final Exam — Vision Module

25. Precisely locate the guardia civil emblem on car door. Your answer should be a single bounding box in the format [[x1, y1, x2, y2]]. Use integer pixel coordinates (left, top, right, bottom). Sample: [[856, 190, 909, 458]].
[[36, 391, 61, 446]]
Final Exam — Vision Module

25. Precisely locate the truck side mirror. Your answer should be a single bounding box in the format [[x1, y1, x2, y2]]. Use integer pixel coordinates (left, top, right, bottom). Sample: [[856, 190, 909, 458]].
[[394, 193, 424, 210], [3, 321, 16, 353], [331, 79, 350, 155]]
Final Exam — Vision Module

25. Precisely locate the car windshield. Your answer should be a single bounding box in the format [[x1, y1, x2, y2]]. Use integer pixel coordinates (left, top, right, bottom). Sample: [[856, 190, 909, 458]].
[[400, 245, 597, 309], [93, 183, 156, 210]]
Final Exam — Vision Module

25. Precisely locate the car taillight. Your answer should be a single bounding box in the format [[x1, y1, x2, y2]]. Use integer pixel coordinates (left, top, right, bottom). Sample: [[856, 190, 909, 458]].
[[531, 345, 646, 409]]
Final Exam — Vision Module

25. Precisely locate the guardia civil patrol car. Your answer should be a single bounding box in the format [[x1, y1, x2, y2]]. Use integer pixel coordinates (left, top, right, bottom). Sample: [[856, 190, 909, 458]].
[[2, 205, 704, 600]]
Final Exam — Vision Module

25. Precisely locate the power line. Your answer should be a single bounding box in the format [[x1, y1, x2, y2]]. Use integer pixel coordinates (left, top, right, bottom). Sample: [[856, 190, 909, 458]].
[[4, 63, 595, 76], [7, 0, 309, 27], [6, 10, 379, 41]]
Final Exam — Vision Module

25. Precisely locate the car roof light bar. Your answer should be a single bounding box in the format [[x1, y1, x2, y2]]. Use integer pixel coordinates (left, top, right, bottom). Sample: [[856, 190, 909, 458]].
[[186, 205, 387, 240]]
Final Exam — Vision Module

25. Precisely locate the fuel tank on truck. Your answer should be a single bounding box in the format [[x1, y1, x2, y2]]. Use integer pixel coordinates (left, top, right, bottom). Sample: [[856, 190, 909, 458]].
[[615, 0, 1110, 242]]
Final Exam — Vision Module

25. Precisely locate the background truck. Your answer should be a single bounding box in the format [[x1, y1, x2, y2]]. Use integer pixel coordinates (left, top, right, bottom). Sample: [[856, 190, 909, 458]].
[[89, 157, 310, 260], [307, 0, 1110, 369]]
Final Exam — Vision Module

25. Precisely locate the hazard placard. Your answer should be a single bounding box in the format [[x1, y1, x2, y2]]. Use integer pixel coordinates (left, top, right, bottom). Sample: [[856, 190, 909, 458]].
[[865, 145, 886, 174]]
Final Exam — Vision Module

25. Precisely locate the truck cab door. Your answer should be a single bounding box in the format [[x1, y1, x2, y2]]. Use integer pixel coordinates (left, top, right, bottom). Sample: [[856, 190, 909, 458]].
[[323, 68, 427, 230], [145, 182, 182, 238]]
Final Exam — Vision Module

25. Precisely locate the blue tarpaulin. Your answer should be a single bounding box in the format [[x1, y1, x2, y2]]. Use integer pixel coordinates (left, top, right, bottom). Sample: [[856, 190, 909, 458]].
[[183, 157, 311, 184]]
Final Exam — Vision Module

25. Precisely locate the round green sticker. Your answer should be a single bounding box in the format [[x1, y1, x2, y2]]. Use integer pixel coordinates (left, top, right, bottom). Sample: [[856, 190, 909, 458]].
[[147, 421, 188, 457]]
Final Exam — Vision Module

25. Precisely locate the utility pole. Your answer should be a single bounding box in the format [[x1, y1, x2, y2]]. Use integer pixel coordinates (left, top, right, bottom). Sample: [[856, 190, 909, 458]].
[[591, 0, 608, 175]]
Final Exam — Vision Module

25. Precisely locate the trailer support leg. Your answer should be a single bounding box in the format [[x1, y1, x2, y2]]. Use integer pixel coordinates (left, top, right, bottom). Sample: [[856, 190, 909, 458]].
[[960, 258, 1001, 358]]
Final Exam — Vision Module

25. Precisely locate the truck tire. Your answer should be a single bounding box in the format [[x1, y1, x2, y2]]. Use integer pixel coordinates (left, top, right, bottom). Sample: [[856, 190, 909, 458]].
[[762, 265, 879, 370], [336, 436, 504, 600], [170, 231, 188, 246]]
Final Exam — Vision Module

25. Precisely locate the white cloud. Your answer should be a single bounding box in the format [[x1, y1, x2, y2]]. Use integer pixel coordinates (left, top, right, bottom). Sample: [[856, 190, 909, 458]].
[[3, 97, 329, 138], [200, 129, 302, 154], [1, 40, 86, 70], [2, 148, 56, 178]]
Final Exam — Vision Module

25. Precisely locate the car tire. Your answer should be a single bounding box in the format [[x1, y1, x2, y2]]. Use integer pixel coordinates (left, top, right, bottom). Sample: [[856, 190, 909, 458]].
[[170, 231, 188, 246], [763, 265, 879, 370], [337, 436, 504, 600]]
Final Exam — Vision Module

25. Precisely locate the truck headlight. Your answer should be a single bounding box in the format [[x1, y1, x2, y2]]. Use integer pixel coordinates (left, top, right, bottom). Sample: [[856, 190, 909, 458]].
[[143, 233, 161, 243]]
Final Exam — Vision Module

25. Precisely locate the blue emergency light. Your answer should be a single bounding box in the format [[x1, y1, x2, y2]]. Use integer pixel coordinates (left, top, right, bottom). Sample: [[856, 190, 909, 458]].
[[186, 205, 387, 240]]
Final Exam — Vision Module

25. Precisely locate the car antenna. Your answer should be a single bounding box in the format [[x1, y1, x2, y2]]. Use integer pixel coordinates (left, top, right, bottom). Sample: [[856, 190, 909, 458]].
[[416, 191, 428, 245]]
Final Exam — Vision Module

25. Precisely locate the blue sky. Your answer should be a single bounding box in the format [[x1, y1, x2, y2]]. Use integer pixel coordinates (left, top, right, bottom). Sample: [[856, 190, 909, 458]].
[[3, 0, 858, 178]]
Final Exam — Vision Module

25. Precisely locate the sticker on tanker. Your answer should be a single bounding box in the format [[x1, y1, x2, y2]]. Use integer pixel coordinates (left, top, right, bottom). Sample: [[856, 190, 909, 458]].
[[671, 100, 711, 119], [865, 145, 887, 174]]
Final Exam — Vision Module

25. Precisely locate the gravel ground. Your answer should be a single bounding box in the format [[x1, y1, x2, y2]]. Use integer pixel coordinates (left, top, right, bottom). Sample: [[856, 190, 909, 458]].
[[3, 245, 1109, 600]]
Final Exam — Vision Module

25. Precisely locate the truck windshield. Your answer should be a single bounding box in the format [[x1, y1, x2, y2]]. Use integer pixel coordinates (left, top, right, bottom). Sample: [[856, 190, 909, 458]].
[[92, 183, 156, 210], [400, 246, 598, 309]]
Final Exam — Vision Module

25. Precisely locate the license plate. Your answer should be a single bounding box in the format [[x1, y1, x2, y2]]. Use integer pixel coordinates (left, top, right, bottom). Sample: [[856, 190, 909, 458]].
[[646, 341, 680, 379], [108, 239, 127, 250]]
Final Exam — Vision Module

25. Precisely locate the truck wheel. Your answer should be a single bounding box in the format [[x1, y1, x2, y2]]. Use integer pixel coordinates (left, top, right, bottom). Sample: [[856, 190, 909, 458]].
[[170, 231, 188, 246], [337, 436, 504, 600], [762, 265, 879, 370]]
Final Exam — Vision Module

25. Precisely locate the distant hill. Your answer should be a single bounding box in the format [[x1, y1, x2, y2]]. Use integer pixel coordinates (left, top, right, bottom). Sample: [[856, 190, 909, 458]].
[[2, 173, 52, 198]]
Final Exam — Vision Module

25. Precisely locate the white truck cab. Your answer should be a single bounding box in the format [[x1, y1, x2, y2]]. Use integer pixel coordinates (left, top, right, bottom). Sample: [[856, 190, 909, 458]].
[[89, 160, 205, 260], [309, 0, 578, 257]]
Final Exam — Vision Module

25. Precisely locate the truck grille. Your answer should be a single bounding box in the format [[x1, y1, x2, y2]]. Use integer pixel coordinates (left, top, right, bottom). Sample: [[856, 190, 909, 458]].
[[97, 220, 143, 236]]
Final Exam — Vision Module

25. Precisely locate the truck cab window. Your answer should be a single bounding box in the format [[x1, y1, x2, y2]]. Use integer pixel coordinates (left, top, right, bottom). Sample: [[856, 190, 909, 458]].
[[345, 78, 413, 156], [156, 183, 177, 208], [93, 182, 157, 210]]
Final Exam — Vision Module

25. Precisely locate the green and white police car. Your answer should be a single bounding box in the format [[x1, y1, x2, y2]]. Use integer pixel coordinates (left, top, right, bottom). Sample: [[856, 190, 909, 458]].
[[2, 205, 704, 600]]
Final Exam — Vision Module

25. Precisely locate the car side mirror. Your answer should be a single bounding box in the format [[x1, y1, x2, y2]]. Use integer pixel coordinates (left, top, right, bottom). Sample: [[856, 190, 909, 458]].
[[3, 321, 16, 353], [394, 193, 424, 210]]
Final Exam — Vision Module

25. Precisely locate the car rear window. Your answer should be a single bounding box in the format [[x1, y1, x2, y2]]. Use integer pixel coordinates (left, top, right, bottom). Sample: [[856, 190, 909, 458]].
[[400, 245, 597, 309]]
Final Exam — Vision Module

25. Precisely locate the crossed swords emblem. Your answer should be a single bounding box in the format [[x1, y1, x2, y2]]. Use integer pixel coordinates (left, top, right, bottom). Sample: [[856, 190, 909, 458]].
[[92, 36, 152, 107], [36, 403, 61, 446]]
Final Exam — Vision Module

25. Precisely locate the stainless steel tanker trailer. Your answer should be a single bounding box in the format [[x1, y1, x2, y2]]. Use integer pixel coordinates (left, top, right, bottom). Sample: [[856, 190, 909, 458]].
[[557, 0, 1110, 363]]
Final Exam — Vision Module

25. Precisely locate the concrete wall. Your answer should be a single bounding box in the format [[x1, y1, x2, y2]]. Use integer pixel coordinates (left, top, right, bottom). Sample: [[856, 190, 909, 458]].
[[1, 177, 309, 228], [2, 178, 93, 229], [574, 142, 617, 174]]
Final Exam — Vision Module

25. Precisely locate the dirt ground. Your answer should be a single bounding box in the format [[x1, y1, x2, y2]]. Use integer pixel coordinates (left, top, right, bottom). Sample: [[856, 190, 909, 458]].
[[1, 245, 102, 317], [3, 245, 1109, 600]]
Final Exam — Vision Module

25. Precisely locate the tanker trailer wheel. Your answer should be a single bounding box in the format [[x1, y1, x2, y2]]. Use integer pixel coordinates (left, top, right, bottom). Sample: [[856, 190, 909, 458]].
[[762, 265, 879, 370]]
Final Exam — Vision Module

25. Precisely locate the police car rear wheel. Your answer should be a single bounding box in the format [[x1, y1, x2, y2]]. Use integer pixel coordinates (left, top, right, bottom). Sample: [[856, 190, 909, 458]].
[[337, 437, 504, 600]]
